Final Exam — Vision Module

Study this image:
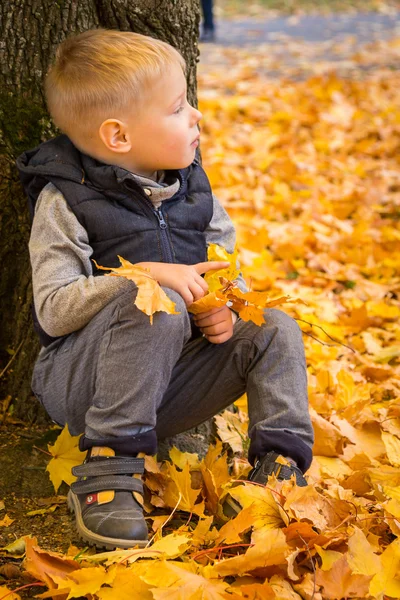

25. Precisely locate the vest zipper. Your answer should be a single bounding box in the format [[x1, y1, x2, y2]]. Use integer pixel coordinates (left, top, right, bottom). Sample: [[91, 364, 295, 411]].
[[140, 191, 178, 264], [153, 205, 174, 263]]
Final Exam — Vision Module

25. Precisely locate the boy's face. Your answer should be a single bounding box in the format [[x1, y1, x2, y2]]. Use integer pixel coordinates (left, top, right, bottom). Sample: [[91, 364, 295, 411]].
[[115, 63, 202, 176]]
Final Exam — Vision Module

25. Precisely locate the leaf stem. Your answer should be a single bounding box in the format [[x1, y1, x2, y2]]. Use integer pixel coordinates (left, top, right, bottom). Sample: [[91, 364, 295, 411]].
[[298, 533, 316, 600], [32, 445, 53, 457], [296, 318, 355, 353], [0, 582, 44, 600], [191, 542, 253, 560], [0, 340, 24, 382], [142, 492, 183, 552]]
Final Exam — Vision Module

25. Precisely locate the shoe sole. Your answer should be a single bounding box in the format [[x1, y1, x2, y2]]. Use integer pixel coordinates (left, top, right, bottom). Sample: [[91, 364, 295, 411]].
[[67, 490, 148, 550]]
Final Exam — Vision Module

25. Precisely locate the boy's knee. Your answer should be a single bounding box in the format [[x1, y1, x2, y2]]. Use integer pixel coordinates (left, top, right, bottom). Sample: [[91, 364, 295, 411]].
[[154, 288, 191, 340], [161, 287, 187, 314], [111, 287, 191, 342], [266, 308, 299, 327], [111, 287, 188, 328], [263, 308, 303, 341]]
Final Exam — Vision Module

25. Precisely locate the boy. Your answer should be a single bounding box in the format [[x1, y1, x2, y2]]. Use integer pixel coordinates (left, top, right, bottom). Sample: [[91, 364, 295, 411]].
[[17, 29, 314, 550]]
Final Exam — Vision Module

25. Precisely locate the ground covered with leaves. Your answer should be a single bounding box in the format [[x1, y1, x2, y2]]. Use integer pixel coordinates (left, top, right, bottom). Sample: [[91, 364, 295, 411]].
[[1, 30, 400, 600], [218, 0, 400, 17]]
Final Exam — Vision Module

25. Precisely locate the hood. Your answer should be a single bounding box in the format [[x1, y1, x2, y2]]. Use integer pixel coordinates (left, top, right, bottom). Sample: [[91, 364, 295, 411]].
[[16, 135, 88, 219]]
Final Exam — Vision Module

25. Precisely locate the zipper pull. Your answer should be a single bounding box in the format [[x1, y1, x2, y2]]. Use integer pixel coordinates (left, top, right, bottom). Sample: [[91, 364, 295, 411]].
[[154, 208, 167, 229]]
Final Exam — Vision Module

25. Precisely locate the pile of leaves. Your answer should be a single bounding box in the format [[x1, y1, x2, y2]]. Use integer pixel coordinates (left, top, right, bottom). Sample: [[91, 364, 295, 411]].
[[2, 40, 400, 600]]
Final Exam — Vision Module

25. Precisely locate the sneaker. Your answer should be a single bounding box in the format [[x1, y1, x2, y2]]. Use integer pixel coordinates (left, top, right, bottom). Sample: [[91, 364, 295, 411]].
[[222, 451, 307, 519], [249, 451, 308, 487], [67, 446, 148, 550]]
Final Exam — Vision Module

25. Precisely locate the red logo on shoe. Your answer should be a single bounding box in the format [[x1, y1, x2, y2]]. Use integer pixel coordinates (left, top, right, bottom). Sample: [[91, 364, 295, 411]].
[[86, 494, 97, 505]]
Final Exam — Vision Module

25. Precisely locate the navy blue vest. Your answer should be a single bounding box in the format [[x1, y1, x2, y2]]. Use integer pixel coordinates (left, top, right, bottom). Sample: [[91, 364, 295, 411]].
[[17, 135, 214, 346]]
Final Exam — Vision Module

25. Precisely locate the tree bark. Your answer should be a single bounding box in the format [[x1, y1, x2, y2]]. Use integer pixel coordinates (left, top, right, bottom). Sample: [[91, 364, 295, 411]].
[[0, 0, 201, 422]]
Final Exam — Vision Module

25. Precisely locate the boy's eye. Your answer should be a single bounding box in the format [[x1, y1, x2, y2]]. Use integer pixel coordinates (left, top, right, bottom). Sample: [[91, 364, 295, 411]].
[[174, 105, 184, 114]]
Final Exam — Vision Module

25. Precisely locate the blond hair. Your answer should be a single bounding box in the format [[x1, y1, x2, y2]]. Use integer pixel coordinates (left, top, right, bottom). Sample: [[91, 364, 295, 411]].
[[45, 29, 186, 137]]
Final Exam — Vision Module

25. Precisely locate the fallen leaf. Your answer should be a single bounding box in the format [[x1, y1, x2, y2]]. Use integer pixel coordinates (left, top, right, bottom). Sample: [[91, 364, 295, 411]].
[[0, 537, 26, 556], [214, 410, 247, 453], [96, 566, 153, 600], [162, 462, 205, 516], [0, 585, 21, 600], [214, 528, 290, 577], [26, 505, 59, 517], [347, 526, 380, 576], [315, 554, 371, 599], [94, 256, 180, 324], [23, 536, 80, 589], [46, 425, 86, 493], [0, 515, 14, 527]]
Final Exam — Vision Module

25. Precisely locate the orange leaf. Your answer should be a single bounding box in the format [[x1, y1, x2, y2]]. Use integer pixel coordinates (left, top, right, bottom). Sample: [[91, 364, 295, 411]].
[[24, 536, 79, 589], [94, 256, 180, 324], [315, 554, 371, 599], [0, 514, 14, 527]]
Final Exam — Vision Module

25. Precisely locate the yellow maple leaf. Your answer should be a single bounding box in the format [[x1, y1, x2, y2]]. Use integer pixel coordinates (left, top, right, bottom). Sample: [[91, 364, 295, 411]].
[[202, 440, 230, 496], [234, 580, 276, 600], [46, 425, 86, 493], [213, 528, 290, 577], [314, 546, 343, 571], [94, 256, 180, 324], [188, 290, 228, 315], [52, 565, 115, 600], [315, 554, 371, 599], [199, 441, 230, 515], [347, 526, 380, 577], [0, 586, 20, 600], [143, 561, 229, 600], [204, 243, 239, 292], [169, 447, 201, 470], [369, 538, 400, 598], [162, 462, 205, 517], [150, 532, 192, 558], [97, 567, 153, 600], [223, 482, 287, 530], [190, 276, 303, 327], [191, 516, 219, 548], [382, 431, 400, 467], [214, 410, 247, 453], [216, 504, 254, 545]]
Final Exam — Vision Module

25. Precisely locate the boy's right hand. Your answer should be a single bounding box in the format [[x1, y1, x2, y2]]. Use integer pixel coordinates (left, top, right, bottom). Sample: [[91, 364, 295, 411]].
[[137, 261, 229, 306]]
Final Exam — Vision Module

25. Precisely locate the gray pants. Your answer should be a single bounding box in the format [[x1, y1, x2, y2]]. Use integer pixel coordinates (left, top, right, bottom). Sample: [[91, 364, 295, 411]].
[[32, 288, 314, 469]]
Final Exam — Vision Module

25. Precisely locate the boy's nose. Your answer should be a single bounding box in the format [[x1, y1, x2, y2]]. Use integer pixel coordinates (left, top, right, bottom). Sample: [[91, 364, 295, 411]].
[[192, 106, 202, 124]]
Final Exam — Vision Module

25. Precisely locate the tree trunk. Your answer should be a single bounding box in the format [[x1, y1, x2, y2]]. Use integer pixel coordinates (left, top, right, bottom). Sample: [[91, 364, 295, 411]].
[[0, 0, 201, 423]]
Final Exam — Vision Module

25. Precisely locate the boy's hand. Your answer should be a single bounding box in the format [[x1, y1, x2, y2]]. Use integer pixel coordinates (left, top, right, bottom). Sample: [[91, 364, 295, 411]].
[[194, 306, 238, 344], [137, 261, 229, 307]]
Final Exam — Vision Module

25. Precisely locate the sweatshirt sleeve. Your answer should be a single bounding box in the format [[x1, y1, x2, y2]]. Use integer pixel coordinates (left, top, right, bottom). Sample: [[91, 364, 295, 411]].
[[205, 194, 248, 293], [29, 183, 135, 337]]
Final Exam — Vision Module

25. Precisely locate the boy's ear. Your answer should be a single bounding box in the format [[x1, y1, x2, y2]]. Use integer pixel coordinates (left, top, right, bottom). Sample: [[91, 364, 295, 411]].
[[98, 119, 131, 153]]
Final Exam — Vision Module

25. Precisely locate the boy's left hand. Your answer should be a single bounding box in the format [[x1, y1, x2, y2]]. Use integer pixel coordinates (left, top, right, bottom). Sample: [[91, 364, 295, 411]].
[[193, 306, 238, 344]]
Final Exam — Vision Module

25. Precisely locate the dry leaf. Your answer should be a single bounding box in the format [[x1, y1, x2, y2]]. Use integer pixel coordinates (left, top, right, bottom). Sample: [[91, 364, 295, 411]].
[[46, 425, 85, 493], [315, 554, 371, 599], [0, 515, 14, 527], [0, 586, 21, 600], [214, 528, 290, 577], [94, 256, 180, 324], [23, 536, 79, 589], [162, 462, 205, 517]]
